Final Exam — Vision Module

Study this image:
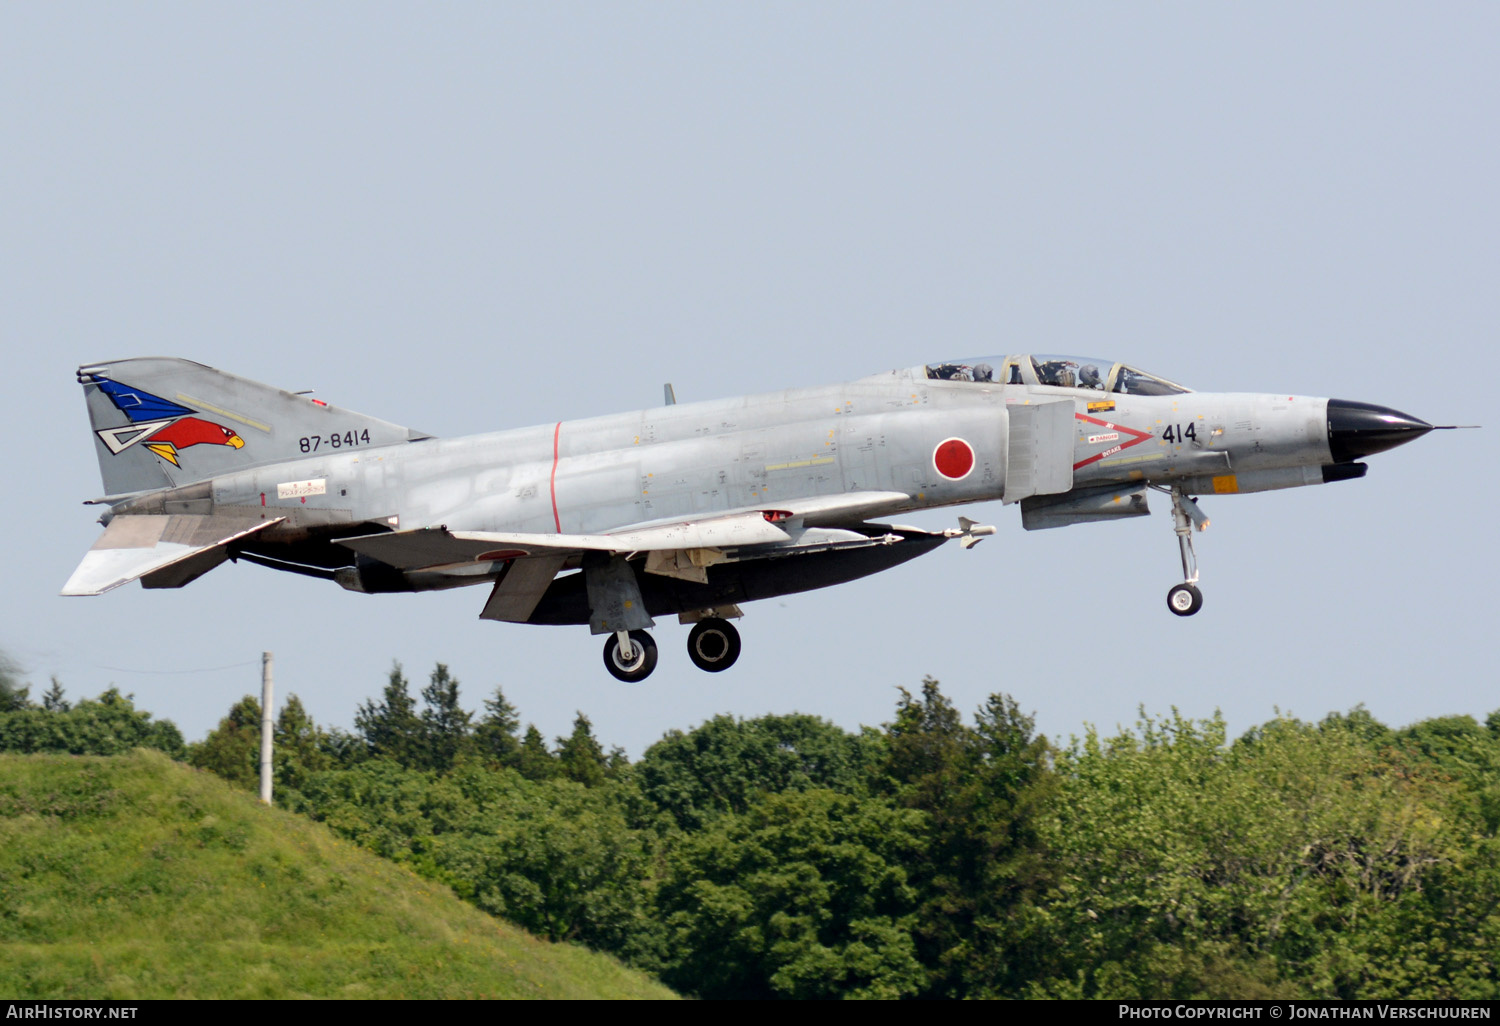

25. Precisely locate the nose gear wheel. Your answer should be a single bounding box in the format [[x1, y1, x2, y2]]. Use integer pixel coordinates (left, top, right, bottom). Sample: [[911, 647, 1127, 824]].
[[1167, 583, 1203, 616]]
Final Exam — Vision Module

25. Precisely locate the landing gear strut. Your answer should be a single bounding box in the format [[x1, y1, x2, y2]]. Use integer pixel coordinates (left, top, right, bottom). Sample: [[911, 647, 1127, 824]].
[[1161, 484, 1208, 617], [687, 618, 741, 672], [603, 629, 658, 682]]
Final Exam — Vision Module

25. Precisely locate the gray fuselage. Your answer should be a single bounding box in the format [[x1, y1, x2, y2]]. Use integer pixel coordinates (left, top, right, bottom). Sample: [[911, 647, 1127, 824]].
[[185, 366, 1330, 546]]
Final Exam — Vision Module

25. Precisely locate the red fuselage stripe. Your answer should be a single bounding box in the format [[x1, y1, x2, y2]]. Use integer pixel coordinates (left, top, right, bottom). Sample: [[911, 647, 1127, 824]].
[[1071, 412, 1154, 470], [550, 422, 562, 532]]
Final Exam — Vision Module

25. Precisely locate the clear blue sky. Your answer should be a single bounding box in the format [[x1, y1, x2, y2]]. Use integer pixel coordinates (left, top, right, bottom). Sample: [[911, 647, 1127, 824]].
[[3, 3, 1495, 754]]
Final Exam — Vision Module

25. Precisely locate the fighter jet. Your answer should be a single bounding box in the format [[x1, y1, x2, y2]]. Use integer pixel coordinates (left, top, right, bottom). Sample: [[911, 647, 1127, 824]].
[[63, 355, 1451, 681]]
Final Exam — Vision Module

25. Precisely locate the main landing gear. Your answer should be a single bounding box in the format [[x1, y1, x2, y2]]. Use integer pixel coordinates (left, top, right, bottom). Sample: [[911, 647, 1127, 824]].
[[600, 618, 743, 682], [602, 629, 657, 683], [687, 618, 741, 672], [1158, 484, 1209, 617]]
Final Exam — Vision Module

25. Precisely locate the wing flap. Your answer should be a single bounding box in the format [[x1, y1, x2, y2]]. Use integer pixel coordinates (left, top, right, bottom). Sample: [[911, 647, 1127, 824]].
[[336, 528, 547, 570], [61, 515, 283, 596], [335, 527, 489, 571]]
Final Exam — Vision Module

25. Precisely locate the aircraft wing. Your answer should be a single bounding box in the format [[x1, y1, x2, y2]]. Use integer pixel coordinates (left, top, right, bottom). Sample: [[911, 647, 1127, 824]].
[[61, 515, 285, 596], [338, 513, 791, 571], [333, 490, 914, 572], [336, 491, 912, 624]]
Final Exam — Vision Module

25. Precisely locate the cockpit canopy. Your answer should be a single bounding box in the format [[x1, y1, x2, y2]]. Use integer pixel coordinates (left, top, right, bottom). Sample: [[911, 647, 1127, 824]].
[[924, 354, 1191, 396]]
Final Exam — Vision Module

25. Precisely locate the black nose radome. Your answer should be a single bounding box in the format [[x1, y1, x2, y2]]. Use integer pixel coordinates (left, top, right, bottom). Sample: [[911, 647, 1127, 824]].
[[1327, 399, 1433, 463]]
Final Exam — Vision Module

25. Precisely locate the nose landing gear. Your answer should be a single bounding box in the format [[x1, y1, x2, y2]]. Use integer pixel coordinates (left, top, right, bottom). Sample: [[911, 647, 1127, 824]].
[[1158, 484, 1209, 617]]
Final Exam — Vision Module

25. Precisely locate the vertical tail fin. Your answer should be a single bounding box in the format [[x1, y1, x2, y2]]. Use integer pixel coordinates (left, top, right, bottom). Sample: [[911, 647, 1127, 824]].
[[78, 357, 431, 497]]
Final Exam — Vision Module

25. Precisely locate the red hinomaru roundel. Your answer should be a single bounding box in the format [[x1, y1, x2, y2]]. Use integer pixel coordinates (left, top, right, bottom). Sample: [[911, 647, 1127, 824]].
[[933, 437, 975, 480]]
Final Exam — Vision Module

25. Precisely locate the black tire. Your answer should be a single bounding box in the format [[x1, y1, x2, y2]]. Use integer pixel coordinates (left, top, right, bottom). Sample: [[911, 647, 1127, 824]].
[[1167, 583, 1204, 617], [602, 630, 658, 682], [687, 618, 741, 673]]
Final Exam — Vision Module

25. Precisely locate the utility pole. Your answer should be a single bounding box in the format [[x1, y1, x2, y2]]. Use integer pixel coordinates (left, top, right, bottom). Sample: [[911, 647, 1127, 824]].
[[259, 651, 273, 805]]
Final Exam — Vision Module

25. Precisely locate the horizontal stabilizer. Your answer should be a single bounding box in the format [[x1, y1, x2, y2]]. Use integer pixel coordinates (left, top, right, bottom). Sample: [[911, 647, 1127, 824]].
[[61, 515, 283, 596]]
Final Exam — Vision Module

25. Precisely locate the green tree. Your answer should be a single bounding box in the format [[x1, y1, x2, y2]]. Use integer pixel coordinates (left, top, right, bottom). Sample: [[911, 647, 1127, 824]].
[[656, 788, 927, 999], [1392, 713, 1500, 842], [318, 726, 364, 768], [1318, 704, 1392, 745], [606, 744, 630, 775], [0, 687, 183, 757], [556, 713, 609, 787], [880, 679, 1057, 997], [436, 774, 656, 957], [41, 676, 70, 713], [419, 663, 472, 771], [275, 694, 331, 792], [1029, 709, 1500, 999], [0, 652, 31, 712], [288, 758, 659, 961], [883, 677, 968, 802], [636, 713, 885, 831], [354, 662, 425, 767], [189, 695, 262, 789], [473, 685, 522, 766], [515, 724, 557, 781], [290, 757, 448, 862]]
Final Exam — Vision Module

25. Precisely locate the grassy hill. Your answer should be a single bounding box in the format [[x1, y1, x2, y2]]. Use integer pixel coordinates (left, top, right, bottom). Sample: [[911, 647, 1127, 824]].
[[0, 750, 676, 999]]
